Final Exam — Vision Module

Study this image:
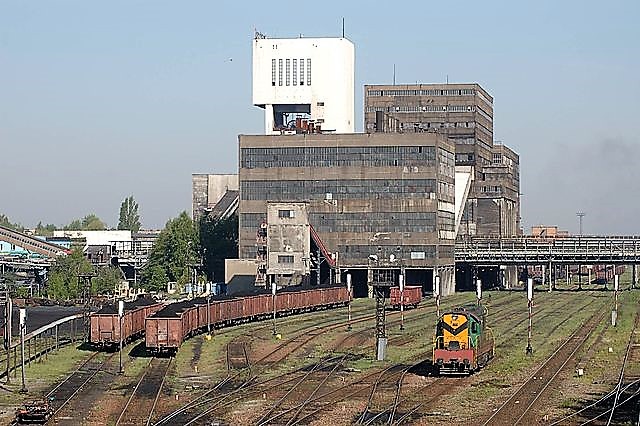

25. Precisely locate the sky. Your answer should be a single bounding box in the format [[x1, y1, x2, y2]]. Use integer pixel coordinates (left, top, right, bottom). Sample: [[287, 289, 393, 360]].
[[1, 1, 639, 234]]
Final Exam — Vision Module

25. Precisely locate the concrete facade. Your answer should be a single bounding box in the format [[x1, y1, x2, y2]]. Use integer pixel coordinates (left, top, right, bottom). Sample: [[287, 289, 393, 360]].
[[238, 132, 456, 296], [266, 202, 311, 279], [252, 34, 354, 134], [363, 83, 520, 237]]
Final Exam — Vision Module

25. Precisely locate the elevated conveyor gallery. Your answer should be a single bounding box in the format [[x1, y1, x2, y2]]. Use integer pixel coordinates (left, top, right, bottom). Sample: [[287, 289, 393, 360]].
[[0, 225, 67, 258]]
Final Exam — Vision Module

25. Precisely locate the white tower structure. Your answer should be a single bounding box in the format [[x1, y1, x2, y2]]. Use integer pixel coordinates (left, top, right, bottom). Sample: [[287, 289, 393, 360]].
[[252, 33, 354, 135]]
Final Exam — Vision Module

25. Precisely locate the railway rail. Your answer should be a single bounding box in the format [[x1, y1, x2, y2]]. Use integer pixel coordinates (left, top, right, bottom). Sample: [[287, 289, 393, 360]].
[[482, 308, 607, 425], [46, 352, 115, 424], [115, 356, 173, 426]]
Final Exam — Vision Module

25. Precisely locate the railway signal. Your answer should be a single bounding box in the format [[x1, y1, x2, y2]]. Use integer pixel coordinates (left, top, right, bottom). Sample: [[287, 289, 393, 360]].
[[476, 279, 482, 306], [526, 278, 533, 355], [19, 308, 27, 393], [118, 300, 124, 374], [346, 274, 352, 331]]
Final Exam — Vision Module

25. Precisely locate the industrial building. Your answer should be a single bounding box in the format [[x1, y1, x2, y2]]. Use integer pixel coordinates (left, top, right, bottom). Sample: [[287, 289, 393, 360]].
[[252, 33, 355, 134], [238, 132, 457, 297], [191, 174, 239, 222], [364, 83, 520, 238]]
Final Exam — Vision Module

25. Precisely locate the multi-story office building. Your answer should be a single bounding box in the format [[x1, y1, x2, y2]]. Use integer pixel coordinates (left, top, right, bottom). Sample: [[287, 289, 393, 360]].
[[238, 132, 457, 296], [364, 83, 520, 236]]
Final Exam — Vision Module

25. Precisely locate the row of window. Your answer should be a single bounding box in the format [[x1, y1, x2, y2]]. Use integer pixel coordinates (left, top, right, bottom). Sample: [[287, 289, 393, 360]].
[[241, 146, 437, 169], [309, 212, 437, 234], [367, 88, 477, 97], [241, 179, 440, 201], [272, 58, 311, 87], [366, 105, 477, 113], [278, 255, 294, 264]]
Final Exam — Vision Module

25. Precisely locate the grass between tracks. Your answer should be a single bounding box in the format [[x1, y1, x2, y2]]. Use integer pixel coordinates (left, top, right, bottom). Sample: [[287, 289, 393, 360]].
[[0, 343, 96, 416], [424, 291, 613, 425]]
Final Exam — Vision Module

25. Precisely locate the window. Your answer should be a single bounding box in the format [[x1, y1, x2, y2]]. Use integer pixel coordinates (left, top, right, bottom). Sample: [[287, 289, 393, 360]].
[[292, 59, 297, 86], [278, 59, 283, 86], [306, 58, 311, 86], [471, 322, 478, 333], [271, 59, 276, 86], [285, 59, 290, 86], [299, 59, 304, 85], [278, 255, 294, 264], [278, 209, 295, 218]]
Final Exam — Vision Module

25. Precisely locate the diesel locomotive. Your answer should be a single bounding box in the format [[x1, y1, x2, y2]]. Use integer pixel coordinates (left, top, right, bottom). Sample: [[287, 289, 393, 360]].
[[433, 304, 494, 375]]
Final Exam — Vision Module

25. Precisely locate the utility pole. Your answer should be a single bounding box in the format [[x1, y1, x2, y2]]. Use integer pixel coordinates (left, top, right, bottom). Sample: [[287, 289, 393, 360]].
[[372, 268, 392, 361]]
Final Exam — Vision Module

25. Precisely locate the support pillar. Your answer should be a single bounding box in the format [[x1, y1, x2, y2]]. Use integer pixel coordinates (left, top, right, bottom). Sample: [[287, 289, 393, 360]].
[[367, 268, 373, 299], [633, 264, 637, 289]]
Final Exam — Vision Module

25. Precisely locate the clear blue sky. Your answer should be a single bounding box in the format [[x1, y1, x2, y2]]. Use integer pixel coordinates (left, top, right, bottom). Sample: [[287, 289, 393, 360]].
[[1, 1, 639, 233]]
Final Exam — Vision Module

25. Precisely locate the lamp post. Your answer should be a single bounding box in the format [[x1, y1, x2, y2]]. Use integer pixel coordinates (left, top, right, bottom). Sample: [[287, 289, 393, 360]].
[[434, 274, 441, 319], [526, 278, 533, 355], [399, 274, 405, 331], [612, 275, 619, 327], [271, 281, 277, 336], [118, 300, 124, 374], [19, 308, 27, 393], [346, 274, 352, 331]]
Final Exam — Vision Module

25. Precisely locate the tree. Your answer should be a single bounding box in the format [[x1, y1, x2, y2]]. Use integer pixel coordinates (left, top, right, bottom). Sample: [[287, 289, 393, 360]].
[[64, 214, 106, 231], [199, 215, 238, 282], [35, 221, 57, 236], [142, 212, 199, 292], [93, 266, 124, 295], [46, 249, 93, 300], [0, 213, 23, 232], [118, 196, 141, 232]]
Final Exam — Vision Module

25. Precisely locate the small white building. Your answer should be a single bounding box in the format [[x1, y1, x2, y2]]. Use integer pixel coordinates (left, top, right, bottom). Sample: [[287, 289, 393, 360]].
[[252, 33, 355, 134]]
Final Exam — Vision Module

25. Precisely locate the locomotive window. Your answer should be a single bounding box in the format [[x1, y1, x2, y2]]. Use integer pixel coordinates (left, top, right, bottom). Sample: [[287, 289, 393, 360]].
[[471, 323, 478, 333]]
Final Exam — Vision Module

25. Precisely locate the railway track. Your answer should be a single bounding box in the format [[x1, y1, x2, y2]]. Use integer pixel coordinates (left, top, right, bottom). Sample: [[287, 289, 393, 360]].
[[46, 351, 115, 424], [115, 356, 173, 426], [548, 307, 640, 425], [482, 308, 608, 426]]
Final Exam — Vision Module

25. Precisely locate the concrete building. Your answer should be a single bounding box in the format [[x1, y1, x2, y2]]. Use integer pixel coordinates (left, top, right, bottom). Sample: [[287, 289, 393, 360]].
[[364, 83, 520, 237], [238, 132, 456, 297], [252, 33, 354, 134], [191, 174, 239, 222]]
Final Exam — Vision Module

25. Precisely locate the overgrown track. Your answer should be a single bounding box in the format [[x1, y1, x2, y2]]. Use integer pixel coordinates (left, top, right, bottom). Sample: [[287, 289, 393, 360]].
[[46, 352, 115, 424], [115, 356, 173, 426], [482, 308, 607, 426]]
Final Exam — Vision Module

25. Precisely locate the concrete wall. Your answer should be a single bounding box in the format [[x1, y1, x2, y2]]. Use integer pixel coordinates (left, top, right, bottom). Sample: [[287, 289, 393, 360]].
[[266, 202, 311, 276]]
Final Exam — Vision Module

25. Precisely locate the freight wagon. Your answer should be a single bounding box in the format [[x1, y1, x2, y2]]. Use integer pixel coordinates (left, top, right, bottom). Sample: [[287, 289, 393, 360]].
[[145, 285, 350, 353], [389, 286, 421, 309], [433, 304, 494, 375], [90, 297, 163, 348]]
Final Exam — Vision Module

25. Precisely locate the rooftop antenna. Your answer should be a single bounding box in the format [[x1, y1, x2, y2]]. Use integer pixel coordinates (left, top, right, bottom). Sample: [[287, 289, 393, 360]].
[[446, 74, 449, 84], [393, 64, 396, 85], [342, 17, 345, 38]]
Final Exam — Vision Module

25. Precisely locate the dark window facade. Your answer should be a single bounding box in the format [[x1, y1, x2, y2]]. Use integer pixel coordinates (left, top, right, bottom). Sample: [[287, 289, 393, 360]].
[[241, 146, 437, 169]]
